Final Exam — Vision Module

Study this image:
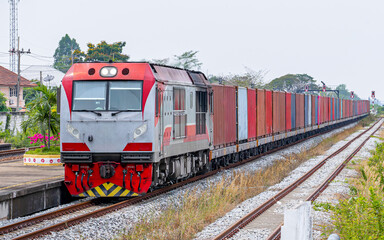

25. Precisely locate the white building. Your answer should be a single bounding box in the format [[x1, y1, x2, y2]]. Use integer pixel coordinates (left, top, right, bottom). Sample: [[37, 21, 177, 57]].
[[21, 65, 64, 88]]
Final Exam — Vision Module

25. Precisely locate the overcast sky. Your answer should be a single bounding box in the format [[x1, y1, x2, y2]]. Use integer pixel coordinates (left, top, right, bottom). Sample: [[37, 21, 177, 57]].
[[0, 0, 382, 100]]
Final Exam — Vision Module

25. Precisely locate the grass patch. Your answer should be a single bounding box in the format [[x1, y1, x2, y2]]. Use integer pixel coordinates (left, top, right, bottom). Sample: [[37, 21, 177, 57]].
[[119, 116, 376, 240], [26, 146, 60, 155]]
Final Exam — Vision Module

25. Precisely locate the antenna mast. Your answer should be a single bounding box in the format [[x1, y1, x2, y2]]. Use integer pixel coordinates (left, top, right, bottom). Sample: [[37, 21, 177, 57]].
[[9, 0, 19, 72]]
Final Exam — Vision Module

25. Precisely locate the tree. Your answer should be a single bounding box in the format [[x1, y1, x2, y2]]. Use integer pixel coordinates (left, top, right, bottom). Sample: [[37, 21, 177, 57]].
[[173, 50, 202, 70], [335, 84, 360, 99], [0, 92, 9, 112], [224, 67, 267, 88], [53, 34, 81, 73], [264, 74, 317, 92], [151, 58, 170, 65], [22, 82, 59, 148], [23, 81, 40, 106], [79, 41, 129, 62]]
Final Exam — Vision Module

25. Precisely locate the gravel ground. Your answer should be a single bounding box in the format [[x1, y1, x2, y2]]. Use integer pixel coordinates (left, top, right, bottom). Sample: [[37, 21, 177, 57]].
[[0, 121, 368, 240], [195, 120, 383, 240]]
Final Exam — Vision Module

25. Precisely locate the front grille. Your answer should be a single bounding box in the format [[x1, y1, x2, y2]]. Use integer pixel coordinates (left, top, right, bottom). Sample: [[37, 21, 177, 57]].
[[121, 153, 153, 163], [61, 154, 92, 163]]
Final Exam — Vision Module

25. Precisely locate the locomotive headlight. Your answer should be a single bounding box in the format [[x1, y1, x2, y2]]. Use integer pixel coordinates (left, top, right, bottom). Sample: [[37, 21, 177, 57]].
[[66, 123, 80, 140], [100, 66, 118, 77], [134, 123, 147, 139]]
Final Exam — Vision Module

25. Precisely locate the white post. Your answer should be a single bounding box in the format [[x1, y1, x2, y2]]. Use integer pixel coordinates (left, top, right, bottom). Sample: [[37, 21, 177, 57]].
[[281, 201, 313, 240]]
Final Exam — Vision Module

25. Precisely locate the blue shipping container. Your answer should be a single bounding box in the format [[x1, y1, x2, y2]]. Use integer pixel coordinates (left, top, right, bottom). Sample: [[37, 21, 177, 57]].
[[237, 87, 248, 141]]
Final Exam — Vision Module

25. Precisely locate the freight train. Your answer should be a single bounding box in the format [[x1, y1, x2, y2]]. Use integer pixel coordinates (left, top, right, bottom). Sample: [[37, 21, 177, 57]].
[[60, 62, 370, 197]]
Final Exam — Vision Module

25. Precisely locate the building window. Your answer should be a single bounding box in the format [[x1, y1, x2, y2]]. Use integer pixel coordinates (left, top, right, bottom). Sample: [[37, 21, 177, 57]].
[[173, 88, 186, 138], [10, 87, 17, 97], [196, 91, 207, 134]]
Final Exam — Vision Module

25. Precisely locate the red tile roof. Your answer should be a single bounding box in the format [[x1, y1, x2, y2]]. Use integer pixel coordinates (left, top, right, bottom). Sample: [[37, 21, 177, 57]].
[[0, 65, 37, 87]]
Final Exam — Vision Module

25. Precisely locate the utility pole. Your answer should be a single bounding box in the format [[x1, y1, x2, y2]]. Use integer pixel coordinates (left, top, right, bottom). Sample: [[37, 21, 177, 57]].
[[9, 37, 30, 112], [40, 71, 42, 97]]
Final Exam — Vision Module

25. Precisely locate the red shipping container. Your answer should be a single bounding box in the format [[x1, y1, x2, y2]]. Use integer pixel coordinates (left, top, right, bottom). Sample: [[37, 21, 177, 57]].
[[257, 89, 266, 137], [212, 85, 225, 147], [224, 86, 237, 145], [273, 91, 286, 134], [326, 97, 329, 121], [265, 90, 273, 135], [286, 92, 292, 131], [296, 94, 305, 128], [280, 92, 286, 133], [319, 96, 322, 124], [247, 89, 257, 141]]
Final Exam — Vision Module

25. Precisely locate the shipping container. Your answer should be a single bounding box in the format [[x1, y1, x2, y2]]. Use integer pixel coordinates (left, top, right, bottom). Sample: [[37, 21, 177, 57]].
[[266, 90, 273, 135], [340, 99, 343, 119], [212, 85, 225, 147], [273, 91, 286, 134], [247, 89, 257, 141], [311, 95, 316, 126], [331, 97, 333, 121], [257, 89, 266, 137], [304, 95, 308, 127], [291, 93, 296, 130], [315, 96, 319, 125], [296, 94, 305, 128], [328, 97, 330, 122], [237, 87, 248, 141], [280, 92, 286, 133], [286, 92, 292, 131], [224, 86, 237, 145], [308, 95, 311, 126]]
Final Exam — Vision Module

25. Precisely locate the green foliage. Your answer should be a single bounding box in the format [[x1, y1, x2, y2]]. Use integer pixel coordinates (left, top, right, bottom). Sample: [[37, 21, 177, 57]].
[[323, 142, 384, 239], [53, 34, 81, 73], [5, 114, 10, 130], [208, 67, 267, 88], [26, 146, 60, 155], [173, 50, 202, 70], [80, 41, 129, 62], [335, 84, 361, 100], [376, 105, 384, 115], [264, 74, 316, 93], [23, 81, 40, 107], [0, 92, 8, 112], [22, 82, 59, 147], [0, 129, 40, 148], [151, 58, 170, 65]]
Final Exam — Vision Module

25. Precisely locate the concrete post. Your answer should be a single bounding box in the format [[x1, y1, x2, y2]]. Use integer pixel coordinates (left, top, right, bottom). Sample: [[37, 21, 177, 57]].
[[281, 201, 313, 240]]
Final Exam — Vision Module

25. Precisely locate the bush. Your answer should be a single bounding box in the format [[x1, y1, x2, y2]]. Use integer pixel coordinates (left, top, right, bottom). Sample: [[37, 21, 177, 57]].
[[320, 142, 384, 239], [26, 146, 60, 155], [0, 130, 41, 149]]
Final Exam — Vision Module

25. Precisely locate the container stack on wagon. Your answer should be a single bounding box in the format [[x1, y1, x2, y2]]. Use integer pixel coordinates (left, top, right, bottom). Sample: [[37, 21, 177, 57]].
[[212, 83, 369, 154]]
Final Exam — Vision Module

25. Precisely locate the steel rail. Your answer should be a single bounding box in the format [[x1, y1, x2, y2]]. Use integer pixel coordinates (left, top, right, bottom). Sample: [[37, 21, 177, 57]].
[[0, 199, 99, 235], [0, 146, 40, 162], [213, 118, 382, 240], [8, 118, 368, 239], [266, 118, 383, 240]]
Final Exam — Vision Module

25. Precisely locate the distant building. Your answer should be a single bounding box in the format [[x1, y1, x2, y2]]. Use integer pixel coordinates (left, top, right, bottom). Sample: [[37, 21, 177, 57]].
[[21, 65, 64, 88], [0, 66, 37, 111]]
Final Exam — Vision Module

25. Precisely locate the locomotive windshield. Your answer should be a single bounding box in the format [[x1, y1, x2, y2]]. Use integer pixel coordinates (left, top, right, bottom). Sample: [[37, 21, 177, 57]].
[[72, 81, 142, 111]]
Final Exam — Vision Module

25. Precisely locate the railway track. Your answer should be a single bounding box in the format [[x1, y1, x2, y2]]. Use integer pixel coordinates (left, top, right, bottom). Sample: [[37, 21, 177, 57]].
[[212, 118, 382, 240], [0, 147, 40, 162], [0, 119, 373, 239]]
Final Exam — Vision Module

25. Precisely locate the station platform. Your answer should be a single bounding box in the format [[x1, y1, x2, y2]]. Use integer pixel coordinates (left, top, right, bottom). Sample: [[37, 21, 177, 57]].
[[0, 159, 72, 220]]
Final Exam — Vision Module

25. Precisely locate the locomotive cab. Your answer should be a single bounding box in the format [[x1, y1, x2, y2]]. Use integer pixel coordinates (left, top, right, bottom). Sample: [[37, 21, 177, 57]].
[[61, 63, 156, 197]]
